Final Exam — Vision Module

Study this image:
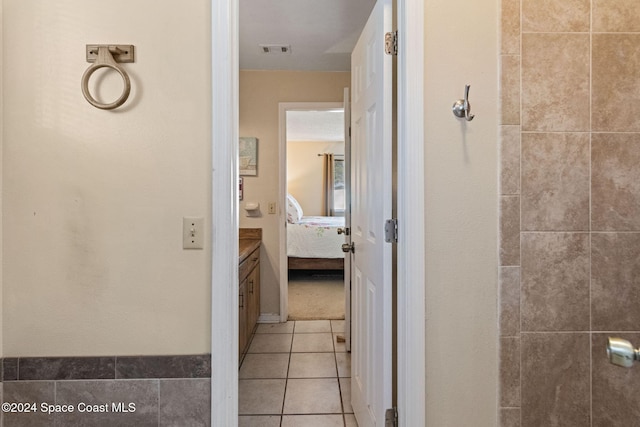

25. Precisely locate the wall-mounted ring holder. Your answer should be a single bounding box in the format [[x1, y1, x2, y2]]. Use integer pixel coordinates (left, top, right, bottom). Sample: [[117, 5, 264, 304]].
[[82, 45, 135, 110]]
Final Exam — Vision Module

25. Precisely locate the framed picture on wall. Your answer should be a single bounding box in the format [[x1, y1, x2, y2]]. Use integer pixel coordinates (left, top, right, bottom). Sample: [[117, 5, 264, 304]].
[[239, 137, 258, 176]]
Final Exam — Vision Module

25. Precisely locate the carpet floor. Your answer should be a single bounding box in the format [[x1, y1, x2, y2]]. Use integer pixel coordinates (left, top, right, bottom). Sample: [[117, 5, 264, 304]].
[[287, 270, 345, 320]]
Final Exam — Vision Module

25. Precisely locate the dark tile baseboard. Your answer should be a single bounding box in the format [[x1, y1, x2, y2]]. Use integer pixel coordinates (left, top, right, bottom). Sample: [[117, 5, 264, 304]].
[[1, 354, 211, 381]]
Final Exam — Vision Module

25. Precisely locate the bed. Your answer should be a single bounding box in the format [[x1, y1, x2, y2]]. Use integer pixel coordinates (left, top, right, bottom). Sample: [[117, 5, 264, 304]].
[[286, 194, 345, 270]]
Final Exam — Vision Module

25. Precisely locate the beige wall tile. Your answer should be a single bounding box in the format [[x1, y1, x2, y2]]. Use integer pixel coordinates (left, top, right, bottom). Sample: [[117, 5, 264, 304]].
[[593, 35, 640, 132], [592, 133, 640, 231], [522, 0, 590, 32], [522, 34, 589, 132], [521, 133, 590, 231], [521, 333, 590, 427], [500, 196, 520, 266], [501, 56, 520, 125], [501, 125, 521, 195], [592, 333, 640, 425], [502, 0, 520, 54], [592, 233, 640, 331], [501, 1, 640, 425], [500, 337, 521, 407], [593, 0, 640, 32], [500, 267, 520, 336], [521, 233, 590, 331]]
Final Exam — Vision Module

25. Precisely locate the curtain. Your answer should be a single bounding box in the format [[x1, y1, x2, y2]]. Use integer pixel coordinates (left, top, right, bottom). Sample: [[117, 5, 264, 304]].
[[322, 153, 335, 216]]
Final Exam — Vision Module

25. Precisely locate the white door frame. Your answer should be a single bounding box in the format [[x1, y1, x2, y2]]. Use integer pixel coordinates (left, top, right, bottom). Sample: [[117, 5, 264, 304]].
[[210, 0, 425, 425], [278, 102, 345, 323]]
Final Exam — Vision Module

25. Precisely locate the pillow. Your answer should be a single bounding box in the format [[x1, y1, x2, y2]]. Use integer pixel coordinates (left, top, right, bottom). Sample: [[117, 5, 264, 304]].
[[286, 194, 304, 223]]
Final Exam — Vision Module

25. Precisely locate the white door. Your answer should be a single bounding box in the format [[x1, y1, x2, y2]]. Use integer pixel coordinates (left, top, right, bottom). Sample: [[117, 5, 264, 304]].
[[343, 87, 352, 353], [350, 0, 393, 424]]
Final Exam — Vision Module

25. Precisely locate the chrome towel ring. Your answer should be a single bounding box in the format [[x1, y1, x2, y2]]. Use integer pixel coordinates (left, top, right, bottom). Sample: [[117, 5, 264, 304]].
[[82, 45, 135, 110]]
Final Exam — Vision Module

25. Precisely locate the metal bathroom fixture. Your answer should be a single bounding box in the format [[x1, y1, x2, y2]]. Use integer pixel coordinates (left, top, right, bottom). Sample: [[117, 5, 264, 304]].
[[607, 337, 640, 368], [452, 84, 475, 121], [81, 44, 135, 110]]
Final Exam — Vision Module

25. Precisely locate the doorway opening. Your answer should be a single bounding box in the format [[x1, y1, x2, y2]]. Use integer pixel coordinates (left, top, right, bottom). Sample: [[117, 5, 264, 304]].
[[238, 97, 353, 423], [280, 105, 347, 322], [211, 0, 426, 425]]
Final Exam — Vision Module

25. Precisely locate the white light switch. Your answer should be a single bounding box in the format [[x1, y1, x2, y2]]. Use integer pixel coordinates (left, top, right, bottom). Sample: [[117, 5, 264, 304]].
[[183, 217, 204, 249]]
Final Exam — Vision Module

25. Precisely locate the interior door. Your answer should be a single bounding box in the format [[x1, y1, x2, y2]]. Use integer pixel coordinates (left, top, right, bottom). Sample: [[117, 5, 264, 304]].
[[350, 0, 393, 425], [343, 87, 352, 353]]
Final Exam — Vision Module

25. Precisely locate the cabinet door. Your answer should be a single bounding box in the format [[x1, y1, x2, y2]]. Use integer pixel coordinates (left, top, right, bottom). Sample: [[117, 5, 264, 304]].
[[247, 265, 260, 335], [239, 279, 248, 360]]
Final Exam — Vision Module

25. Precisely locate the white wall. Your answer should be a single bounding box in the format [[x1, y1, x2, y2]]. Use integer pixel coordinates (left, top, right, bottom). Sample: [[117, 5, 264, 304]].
[[2, 0, 211, 357], [423, 0, 499, 425]]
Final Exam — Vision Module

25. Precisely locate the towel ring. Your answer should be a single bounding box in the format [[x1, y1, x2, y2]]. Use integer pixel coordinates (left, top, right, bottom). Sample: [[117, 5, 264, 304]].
[[81, 46, 131, 110]]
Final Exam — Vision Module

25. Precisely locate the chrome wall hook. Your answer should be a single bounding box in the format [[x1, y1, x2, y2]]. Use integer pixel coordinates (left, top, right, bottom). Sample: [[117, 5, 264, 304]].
[[452, 84, 475, 121]]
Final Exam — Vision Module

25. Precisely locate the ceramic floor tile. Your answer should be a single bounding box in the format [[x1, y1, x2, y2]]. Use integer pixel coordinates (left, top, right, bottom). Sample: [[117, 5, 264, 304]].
[[283, 378, 342, 414], [333, 333, 346, 352], [331, 320, 345, 333], [239, 379, 286, 415], [238, 415, 282, 427], [288, 353, 337, 378], [339, 378, 353, 413], [345, 413, 359, 426], [335, 353, 351, 378], [294, 320, 332, 333], [240, 317, 355, 423], [240, 353, 290, 379], [292, 333, 335, 353], [281, 414, 345, 426], [248, 333, 293, 353], [256, 322, 295, 334]]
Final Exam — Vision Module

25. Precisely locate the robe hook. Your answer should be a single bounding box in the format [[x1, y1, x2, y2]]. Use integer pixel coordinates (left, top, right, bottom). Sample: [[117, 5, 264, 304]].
[[452, 84, 475, 121]]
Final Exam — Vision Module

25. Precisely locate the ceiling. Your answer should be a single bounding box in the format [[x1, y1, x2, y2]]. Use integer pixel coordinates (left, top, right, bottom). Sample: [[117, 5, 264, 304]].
[[239, 0, 375, 72], [286, 110, 345, 142]]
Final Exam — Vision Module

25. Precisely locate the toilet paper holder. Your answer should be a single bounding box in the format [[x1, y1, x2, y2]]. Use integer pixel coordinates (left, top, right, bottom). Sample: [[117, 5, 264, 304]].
[[244, 203, 260, 217]]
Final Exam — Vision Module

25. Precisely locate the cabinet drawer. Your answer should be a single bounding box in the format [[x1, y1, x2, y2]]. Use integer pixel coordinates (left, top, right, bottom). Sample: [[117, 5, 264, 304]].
[[239, 247, 260, 281]]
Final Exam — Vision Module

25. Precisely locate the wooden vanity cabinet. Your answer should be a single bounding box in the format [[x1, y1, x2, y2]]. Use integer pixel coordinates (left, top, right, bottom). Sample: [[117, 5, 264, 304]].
[[246, 262, 260, 337], [239, 229, 261, 362], [238, 279, 248, 360]]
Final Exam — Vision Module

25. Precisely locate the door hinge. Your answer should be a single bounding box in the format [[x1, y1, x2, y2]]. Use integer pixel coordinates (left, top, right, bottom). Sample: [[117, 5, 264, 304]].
[[385, 407, 398, 427], [384, 218, 398, 243], [385, 31, 398, 56]]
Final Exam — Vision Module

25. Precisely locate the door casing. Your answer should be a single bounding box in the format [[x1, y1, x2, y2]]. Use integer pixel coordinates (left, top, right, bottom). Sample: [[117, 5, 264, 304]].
[[210, 0, 425, 425]]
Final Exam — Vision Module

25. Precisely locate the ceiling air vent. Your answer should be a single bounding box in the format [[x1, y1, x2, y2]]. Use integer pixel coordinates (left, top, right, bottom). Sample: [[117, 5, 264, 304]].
[[259, 44, 292, 54]]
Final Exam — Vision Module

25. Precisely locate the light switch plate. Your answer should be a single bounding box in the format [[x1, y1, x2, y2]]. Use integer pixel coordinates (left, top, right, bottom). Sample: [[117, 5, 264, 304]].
[[183, 217, 204, 249]]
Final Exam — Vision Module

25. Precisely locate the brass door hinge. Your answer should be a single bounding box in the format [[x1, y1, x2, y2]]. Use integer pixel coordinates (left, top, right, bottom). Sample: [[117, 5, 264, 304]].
[[385, 31, 398, 56]]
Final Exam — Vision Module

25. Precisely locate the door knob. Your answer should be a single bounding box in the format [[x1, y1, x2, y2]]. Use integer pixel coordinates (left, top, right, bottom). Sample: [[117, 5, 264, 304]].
[[341, 242, 355, 253]]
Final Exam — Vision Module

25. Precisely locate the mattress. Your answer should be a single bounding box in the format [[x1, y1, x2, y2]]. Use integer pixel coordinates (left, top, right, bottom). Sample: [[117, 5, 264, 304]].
[[287, 216, 346, 259]]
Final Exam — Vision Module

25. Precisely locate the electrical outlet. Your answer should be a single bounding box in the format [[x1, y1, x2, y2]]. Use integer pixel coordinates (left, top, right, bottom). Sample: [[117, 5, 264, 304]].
[[268, 202, 276, 214], [183, 217, 204, 249]]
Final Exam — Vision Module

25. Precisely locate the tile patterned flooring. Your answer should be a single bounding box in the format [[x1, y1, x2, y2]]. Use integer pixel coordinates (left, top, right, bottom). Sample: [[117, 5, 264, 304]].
[[239, 320, 358, 427]]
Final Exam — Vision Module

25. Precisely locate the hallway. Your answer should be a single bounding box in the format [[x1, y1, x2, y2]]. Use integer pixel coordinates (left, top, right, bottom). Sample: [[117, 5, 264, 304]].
[[238, 320, 358, 426]]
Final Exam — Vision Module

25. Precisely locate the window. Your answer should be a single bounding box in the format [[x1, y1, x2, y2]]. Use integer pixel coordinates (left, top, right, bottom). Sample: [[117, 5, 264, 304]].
[[333, 158, 345, 215]]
